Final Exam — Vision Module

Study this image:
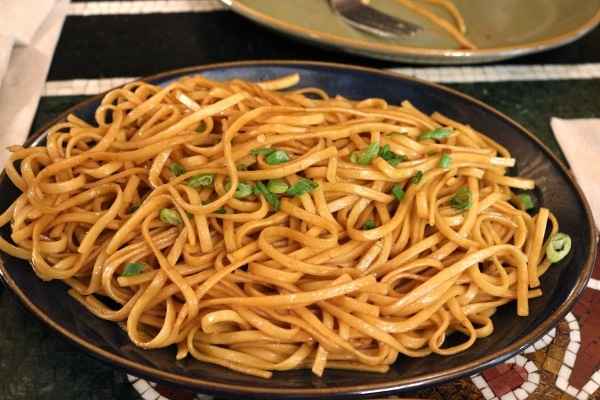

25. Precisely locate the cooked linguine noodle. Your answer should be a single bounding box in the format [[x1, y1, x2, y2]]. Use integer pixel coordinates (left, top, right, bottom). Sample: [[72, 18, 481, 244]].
[[0, 73, 561, 378], [395, 0, 475, 49]]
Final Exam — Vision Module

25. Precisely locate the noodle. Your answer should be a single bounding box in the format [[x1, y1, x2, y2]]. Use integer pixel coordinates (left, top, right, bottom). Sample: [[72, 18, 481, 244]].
[[366, 0, 475, 49], [397, 0, 476, 49], [0, 72, 561, 378]]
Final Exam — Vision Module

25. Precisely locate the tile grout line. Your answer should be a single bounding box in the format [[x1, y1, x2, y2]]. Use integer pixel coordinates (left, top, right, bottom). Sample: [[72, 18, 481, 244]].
[[43, 63, 600, 96], [68, 0, 228, 15]]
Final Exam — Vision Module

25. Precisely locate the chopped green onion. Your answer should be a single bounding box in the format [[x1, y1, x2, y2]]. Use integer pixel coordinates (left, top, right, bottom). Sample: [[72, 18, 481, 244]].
[[160, 208, 183, 226], [187, 173, 216, 188], [287, 179, 319, 197], [379, 144, 408, 166], [122, 262, 145, 276], [195, 120, 207, 133], [128, 202, 142, 214], [257, 180, 280, 212], [517, 193, 535, 210], [249, 148, 275, 155], [237, 164, 248, 171], [267, 179, 289, 194], [418, 128, 453, 141], [391, 184, 405, 202], [546, 232, 571, 263], [363, 220, 377, 230], [380, 144, 391, 156], [439, 152, 452, 169], [351, 142, 381, 164], [412, 170, 424, 185], [249, 147, 293, 166], [170, 163, 186, 177], [225, 182, 254, 198], [450, 188, 473, 210], [266, 149, 293, 165], [359, 142, 380, 164]]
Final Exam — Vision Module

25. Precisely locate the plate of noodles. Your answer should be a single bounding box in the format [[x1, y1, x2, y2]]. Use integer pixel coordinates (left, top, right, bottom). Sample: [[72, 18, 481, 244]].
[[223, 0, 600, 64], [0, 61, 596, 398]]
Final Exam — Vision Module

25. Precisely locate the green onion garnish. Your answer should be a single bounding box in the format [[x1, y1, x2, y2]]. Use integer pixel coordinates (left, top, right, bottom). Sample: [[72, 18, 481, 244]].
[[379, 144, 408, 166], [265, 149, 293, 165], [286, 179, 319, 197], [267, 179, 289, 194], [122, 262, 145, 276], [391, 184, 405, 202], [195, 120, 207, 133], [517, 193, 535, 210], [450, 188, 473, 210], [256, 180, 280, 212], [359, 142, 381, 164], [249, 148, 275, 155], [412, 170, 424, 185], [159, 208, 183, 226], [546, 232, 572, 263], [418, 128, 453, 141], [225, 182, 254, 199], [187, 173, 216, 188], [363, 220, 377, 230], [439, 152, 452, 169], [170, 163, 186, 177], [128, 202, 142, 214]]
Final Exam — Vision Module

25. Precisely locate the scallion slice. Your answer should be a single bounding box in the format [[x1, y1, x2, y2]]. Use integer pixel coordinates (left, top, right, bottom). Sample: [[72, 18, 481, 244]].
[[249, 148, 274, 155], [412, 170, 424, 185], [159, 208, 183, 226], [122, 262, 145, 276], [267, 179, 289, 194], [170, 163, 186, 177], [257, 180, 280, 212], [286, 179, 318, 196], [225, 182, 254, 198], [391, 184, 405, 201], [187, 173, 216, 188], [265, 149, 292, 165], [546, 232, 572, 263], [450, 188, 473, 210], [418, 128, 453, 141], [439, 152, 452, 169], [517, 193, 535, 210], [363, 220, 377, 230], [128, 202, 142, 214]]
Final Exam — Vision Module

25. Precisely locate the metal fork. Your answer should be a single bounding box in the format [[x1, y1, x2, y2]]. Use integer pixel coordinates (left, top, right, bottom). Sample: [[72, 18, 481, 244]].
[[330, 0, 421, 38]]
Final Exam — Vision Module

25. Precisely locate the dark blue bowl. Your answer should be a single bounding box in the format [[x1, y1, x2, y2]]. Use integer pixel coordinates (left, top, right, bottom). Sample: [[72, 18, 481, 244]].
[[0, 61, 595, 399]]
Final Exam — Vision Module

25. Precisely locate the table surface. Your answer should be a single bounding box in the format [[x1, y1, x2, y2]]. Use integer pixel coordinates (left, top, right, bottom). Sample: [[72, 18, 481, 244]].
[[2, 1, 600, 399]]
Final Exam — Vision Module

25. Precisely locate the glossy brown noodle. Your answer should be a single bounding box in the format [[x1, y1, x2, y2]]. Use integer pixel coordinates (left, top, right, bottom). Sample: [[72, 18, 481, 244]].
[[393, 0, 475, 49], [0, 73, 558, 378]]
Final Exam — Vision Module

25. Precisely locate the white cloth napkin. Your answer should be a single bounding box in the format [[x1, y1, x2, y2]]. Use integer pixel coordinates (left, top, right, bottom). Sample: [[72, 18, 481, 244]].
[[550, 117, 600, 231], [0, 0, 58, 46], [0, 0, 69, 169]]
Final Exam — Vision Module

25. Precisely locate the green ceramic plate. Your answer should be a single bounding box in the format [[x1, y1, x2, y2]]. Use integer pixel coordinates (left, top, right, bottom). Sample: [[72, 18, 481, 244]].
[[223, 0, 600, 64]]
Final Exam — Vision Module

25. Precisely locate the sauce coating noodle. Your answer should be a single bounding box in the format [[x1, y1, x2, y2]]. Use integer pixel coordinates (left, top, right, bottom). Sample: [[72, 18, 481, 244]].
[[0, 73, 558, 378]]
